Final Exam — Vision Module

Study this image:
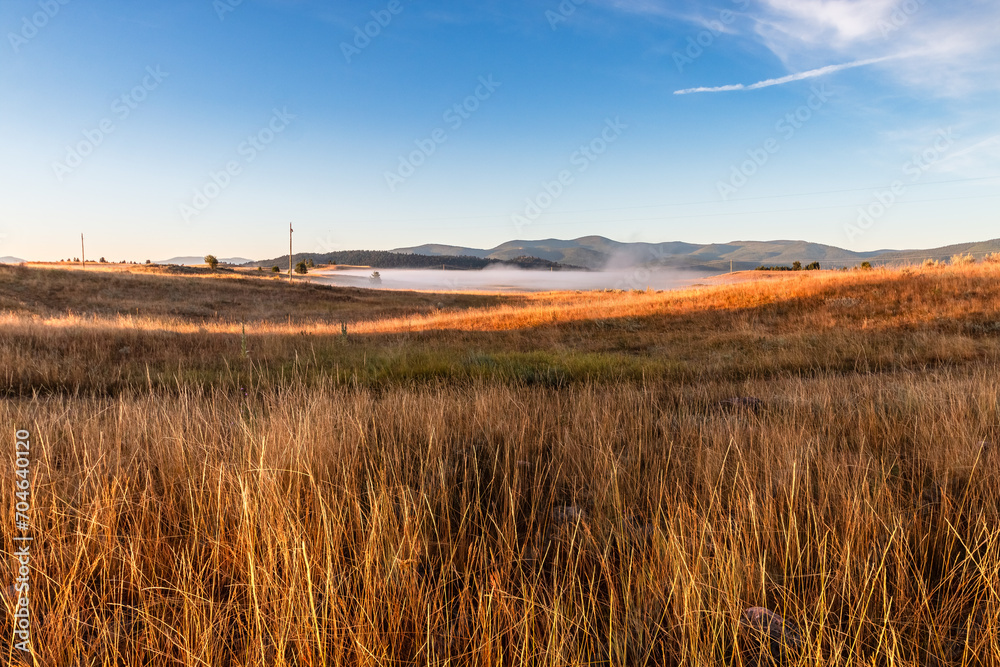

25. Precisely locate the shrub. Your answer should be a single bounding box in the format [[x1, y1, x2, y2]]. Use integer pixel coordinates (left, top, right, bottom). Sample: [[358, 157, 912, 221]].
[[370, 271, 382, 285], [950, 253, 975, 266], [271, 266, 280, 273], [805, 261, 821, 271], [306, 259, 315, 268], [204, 255, 219, 270], [860, 261, 873, 271], [984, 252, 1000, 264], [792, 261, 802, 271], [923, 258, 940, 268], [295, 261, 308, 275]]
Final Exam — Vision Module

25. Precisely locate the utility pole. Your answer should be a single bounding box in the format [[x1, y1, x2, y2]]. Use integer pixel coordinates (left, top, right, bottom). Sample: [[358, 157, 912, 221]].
[[81, 233, 85, 269], [288, 223, 293, 282]]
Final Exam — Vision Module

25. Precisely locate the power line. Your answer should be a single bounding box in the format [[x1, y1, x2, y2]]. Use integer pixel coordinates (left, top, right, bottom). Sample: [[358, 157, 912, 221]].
[[521, 174, 1000, 217], [693, 246, 1000, 269], [332, 174, 1000, 227], [841, 247, 1000, 264], [363, 192, 1000, 233], [525, 193, 1000, 228]]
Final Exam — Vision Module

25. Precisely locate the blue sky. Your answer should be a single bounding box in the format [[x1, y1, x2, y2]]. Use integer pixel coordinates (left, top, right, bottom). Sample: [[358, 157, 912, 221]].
[[1, 0, 998, 261]]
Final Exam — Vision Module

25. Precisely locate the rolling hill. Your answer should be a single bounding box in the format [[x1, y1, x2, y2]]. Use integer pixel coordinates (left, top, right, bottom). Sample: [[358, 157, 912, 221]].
[[157, 256, 254, 266], [242, 250, 579, 271], [395, 236, 1000, 271], [395, 236, 895, 271]]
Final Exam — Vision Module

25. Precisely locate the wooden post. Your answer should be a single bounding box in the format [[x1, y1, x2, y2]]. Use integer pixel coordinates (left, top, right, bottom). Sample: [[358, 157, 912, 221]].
[[81, 234, 85, 268], [288, 223, 293, 282]]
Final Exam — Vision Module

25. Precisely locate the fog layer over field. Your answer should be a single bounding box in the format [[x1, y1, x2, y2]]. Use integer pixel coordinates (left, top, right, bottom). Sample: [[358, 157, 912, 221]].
[[311, 266, 712, 292]]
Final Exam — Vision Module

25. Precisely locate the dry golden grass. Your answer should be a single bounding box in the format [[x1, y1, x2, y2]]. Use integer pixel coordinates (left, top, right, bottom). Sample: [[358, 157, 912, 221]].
[[2, 263, 515, 323], [2, 261, 1000, 665]]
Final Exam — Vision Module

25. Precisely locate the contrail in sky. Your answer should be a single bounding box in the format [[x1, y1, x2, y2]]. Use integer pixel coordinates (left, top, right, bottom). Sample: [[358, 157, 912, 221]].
[[674, 55, 900, 94]]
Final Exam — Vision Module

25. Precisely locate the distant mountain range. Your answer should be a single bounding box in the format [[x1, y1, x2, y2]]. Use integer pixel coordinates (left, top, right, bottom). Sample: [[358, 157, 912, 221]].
[[157, 256, 253, 266], [394, 236, 1000, 271], [9, 238, 996, 272]]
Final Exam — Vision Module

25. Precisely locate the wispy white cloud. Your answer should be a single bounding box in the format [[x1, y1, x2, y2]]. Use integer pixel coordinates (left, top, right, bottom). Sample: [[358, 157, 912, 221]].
[[625, 0, 1000, 98], [674, 54, 899, 94], [936, 134, 1000, 175], [752, 0, 1000, 96], [756, 0, 898, 48]]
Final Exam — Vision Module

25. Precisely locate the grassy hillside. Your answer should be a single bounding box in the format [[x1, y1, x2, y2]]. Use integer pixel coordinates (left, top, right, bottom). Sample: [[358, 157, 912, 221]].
[[2, 260, 1000, 665], [5, 260, 1000, 394], [0, 263, 512, 323]]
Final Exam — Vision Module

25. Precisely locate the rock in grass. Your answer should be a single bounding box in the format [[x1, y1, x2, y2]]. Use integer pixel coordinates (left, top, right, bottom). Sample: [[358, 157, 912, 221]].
[[552, 504, 585, 523], [918, 483, 941, 510], [740, 607, 802, 665]]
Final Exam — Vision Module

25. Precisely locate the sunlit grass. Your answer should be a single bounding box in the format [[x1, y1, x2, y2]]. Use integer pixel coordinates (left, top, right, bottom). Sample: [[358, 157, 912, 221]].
[[1, 261, 999, 665]]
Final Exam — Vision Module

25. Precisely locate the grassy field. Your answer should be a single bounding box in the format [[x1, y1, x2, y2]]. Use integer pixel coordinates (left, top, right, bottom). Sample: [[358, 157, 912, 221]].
[[2, 261, 1000, 665]]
